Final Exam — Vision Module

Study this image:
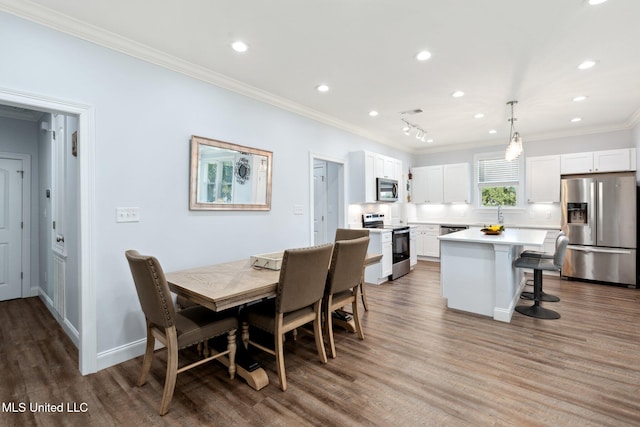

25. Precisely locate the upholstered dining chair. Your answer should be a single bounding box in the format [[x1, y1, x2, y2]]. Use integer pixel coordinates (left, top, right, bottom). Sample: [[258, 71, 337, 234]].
[[241, 243, 333, 391], [324, 236, 370, 358], [334, 228, 371, 310], [125, 250, 238, 415]]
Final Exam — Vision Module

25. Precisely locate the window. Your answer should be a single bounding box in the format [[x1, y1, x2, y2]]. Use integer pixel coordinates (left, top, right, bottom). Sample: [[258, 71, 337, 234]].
[[475, 152, 523, 207], [203, 159, 234, 202]]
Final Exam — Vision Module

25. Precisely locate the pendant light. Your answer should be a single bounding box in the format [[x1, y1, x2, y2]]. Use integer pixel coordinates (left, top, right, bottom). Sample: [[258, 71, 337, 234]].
[[505, 100, 523, 161]]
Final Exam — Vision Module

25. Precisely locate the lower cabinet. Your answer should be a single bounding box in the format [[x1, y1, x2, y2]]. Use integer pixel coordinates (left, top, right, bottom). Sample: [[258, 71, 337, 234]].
[[410, 227, 417, 267], [416, 225, 440, 258], [365, 231, 393, 284]]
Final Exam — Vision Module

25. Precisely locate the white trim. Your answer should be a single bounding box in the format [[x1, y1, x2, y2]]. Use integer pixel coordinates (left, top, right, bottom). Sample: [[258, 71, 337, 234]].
[[96, 337, 149, 372], [0, 151, 30, 299], [0, 87, 97, 375], [308, 152, 347, 245]]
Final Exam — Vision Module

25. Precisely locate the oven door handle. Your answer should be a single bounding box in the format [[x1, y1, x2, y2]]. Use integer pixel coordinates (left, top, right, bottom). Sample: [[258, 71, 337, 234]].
[[393, 229, 411, 235]]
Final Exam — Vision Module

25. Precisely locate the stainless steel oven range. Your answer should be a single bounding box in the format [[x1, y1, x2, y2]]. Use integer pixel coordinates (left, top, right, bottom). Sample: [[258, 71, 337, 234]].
[[362, 213, 410, 280]]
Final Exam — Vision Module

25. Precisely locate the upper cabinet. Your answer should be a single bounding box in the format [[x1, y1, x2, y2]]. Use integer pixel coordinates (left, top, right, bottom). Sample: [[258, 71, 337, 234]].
[[443, 163, 471, 203], [411, 163, 470, 204], [349, 151, 403, 203], [526, 155, 560, 203], [560, 148, 636, 175]]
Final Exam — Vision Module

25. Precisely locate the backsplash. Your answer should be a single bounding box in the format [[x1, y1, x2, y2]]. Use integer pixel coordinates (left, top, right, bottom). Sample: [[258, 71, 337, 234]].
[[348, 202, 561, 228]]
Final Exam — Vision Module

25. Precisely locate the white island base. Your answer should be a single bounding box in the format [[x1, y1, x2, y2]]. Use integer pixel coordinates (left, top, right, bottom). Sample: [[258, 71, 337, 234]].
[[438, 228, 547, 322]]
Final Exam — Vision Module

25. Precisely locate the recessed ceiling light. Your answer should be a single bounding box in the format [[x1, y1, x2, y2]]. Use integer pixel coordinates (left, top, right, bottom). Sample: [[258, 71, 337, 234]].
[[571, 117, 582, 122], [452, 91, 465, 98], [369, 110, 379, 117], [426, 139, 434, 143], [578, 60, 597, 70], [316, 84, 330, 93], [416, 50, 432, 61], [573, 95, 588, 102], [231, 41, 248, 53], [587, 0, 608, 5], [489, 129, 497, 134], [474, 113, 485, 119]]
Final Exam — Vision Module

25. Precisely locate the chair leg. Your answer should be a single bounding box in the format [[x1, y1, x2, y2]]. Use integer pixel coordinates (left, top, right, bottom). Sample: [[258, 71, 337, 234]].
[[352, 295, 364, 340], [159, 328, 179, 416], [313, 301, 328, 364], [274, 315, 287, 391], [227, 329, 237, 380], [325, 296, 337, 359], [360, 273, 369, 311], [137, 324, 155, 387]]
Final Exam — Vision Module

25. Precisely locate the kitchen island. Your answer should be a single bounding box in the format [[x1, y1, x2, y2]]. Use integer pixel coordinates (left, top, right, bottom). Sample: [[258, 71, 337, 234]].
[[438, 228, 547, 322]]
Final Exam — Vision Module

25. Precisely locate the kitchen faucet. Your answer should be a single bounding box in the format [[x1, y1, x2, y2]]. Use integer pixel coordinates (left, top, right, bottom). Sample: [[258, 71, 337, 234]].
[[497, 205, 504, 225]]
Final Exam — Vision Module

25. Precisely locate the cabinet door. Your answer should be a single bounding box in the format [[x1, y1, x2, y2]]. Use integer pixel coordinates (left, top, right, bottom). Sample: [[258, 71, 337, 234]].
[[411, 167, 428, 203], [560, 152, 594, 174], [381, 241, 393, 276], [410, 229, 417, 266], [424, 230, 440, 257], [526, 155, 560, 203], [424, 165, 444, 203], [364, 152, 376, 202], [593, 149, 635, 172], [443, 163, 470, 203]]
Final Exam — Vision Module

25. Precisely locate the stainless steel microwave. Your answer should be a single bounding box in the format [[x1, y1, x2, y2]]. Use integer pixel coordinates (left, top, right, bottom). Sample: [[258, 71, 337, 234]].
[[376, 178, 398, 202]]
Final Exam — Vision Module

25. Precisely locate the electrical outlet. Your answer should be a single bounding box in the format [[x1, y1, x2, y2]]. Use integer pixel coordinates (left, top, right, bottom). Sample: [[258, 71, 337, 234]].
[[116, 207, 140, 223]]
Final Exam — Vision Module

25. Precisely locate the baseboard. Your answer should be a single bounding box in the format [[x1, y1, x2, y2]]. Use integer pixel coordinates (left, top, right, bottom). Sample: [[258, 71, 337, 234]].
[[96, 338, 148, 371], [38, 290, 80, 347]]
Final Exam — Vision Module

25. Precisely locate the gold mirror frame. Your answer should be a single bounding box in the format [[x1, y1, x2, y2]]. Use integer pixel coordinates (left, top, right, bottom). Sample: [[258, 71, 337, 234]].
[[189, 135, 272, 210]]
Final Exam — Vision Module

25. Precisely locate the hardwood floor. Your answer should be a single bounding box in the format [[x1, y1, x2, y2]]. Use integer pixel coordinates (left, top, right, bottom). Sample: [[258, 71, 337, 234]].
[[2, 261, 640, 426]]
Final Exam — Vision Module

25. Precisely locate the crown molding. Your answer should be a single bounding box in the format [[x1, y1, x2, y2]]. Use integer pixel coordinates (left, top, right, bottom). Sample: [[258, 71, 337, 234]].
[[0, 0, 397, 147], [628, 107, 640, 128]]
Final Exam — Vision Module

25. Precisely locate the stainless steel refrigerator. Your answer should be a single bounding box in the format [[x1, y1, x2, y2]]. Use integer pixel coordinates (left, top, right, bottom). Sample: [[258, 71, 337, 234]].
[[561, 172, 637, 287]]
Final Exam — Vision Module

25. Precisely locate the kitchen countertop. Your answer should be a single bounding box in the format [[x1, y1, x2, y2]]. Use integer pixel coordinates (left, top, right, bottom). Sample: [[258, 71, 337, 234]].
[[408, 220, 559, 230], [437, 228, 548, 246]]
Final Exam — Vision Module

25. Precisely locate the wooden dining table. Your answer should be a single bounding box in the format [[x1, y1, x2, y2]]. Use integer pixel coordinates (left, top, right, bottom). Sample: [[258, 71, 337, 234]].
[[165, 252, 382, 390]]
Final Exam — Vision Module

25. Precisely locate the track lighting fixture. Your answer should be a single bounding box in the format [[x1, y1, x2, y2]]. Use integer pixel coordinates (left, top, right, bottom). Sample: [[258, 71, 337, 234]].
[[401, 119, 427, 142]]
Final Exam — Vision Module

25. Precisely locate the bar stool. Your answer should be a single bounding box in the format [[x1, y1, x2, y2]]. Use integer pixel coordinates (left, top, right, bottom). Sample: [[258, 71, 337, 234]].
[[519, 231, 565, 302], [514, 236, 569, 319]]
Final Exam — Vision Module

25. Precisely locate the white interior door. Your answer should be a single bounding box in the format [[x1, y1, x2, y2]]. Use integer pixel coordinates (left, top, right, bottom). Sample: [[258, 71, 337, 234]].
[[0, 158, 23, 301], [313, 161, 328, 244]]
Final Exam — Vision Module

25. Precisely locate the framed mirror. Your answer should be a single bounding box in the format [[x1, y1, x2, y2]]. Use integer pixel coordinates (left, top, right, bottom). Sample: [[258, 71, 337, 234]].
[[190, 135, 272, 210]]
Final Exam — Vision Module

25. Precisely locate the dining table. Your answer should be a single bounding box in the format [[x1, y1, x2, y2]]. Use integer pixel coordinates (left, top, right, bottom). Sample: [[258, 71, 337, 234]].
[[165, 251, 382, 390]]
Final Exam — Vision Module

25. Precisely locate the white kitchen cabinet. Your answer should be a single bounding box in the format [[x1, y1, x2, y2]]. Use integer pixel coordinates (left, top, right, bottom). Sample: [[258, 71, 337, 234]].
[[526, 155, 560, 203], [594, 149, 636, 172], [560, 148, 636, 174], [410, 227, 417, 267], [443, 163, 470, 203], [349, 151, 403, 203], [411, 165, 443, 204], [415, 225, 440, 258], [365, 230, 393, 285], [349, 151, 377, 203]]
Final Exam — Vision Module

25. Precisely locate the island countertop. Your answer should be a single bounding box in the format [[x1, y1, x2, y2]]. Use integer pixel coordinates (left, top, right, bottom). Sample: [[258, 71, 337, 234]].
[[437, 228, 547, 246]]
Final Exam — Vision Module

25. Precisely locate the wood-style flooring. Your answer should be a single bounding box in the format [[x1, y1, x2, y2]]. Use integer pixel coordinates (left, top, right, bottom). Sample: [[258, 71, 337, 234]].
[[1, 261, 640, 426]]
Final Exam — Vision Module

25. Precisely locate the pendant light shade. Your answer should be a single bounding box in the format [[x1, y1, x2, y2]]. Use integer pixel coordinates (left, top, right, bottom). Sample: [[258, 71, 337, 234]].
[[505, 101, 523, 161]]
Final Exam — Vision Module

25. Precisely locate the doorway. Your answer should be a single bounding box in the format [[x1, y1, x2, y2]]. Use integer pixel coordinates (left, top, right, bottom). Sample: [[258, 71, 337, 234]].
[[310, 154, 346, 245], [0, 87, 96, 375], [0, 157, 24, 301]]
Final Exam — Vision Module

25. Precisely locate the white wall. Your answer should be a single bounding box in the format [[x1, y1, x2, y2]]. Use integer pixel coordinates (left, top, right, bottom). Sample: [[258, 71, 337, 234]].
[[0, 11, 414, 363], [0, 116, 40, 293]]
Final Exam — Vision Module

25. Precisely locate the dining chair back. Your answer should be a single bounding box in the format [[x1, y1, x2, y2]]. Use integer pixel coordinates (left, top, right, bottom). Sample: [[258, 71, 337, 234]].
[[334, 228, 371, 310], [241, 243, 333, 391], [324, 236, 370, 358], [125, 250, 238, 415]]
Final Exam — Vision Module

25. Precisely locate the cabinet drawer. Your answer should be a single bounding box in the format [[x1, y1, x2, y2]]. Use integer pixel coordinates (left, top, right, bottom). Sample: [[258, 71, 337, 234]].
[[381, 231, 392, 243]]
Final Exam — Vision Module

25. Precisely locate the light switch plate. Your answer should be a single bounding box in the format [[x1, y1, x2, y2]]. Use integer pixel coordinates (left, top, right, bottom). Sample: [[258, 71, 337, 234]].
[[293, 204, 304, 215], [116, 207, 140, 223]]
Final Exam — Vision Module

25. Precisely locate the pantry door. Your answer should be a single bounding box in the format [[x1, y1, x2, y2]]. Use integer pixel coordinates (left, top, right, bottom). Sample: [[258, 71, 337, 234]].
[[0, 158, 23, 301]]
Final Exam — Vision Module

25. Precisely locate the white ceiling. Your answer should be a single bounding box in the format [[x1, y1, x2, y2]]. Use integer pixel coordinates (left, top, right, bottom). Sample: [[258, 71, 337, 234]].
[[2, 0, 640, 153]]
